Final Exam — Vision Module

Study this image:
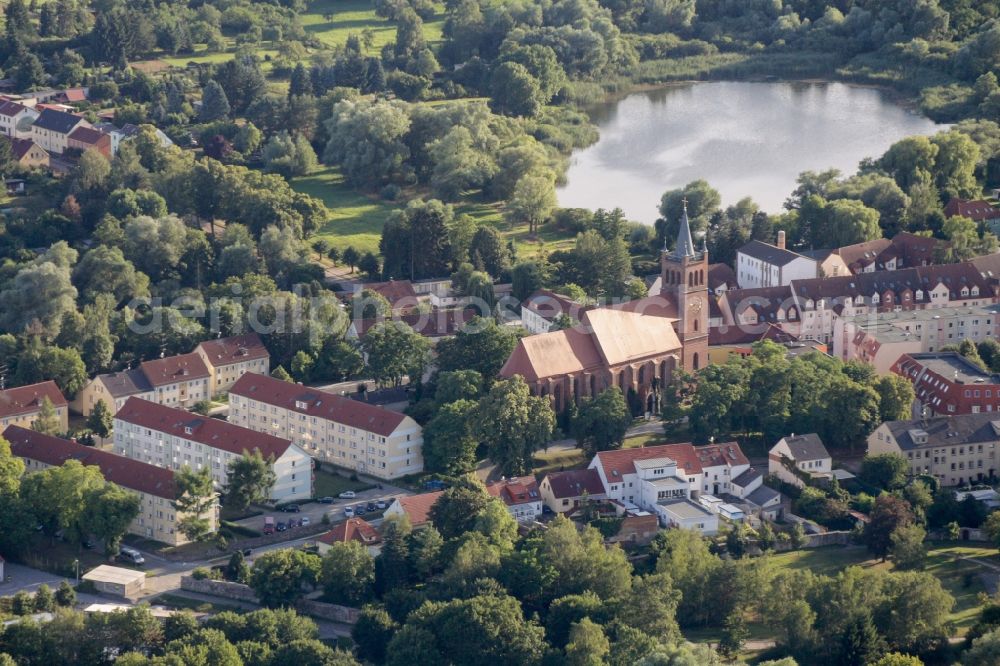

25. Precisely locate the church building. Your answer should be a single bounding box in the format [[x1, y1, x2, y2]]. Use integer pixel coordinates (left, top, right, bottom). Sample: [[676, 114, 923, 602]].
[[500, 205, 709, 414]]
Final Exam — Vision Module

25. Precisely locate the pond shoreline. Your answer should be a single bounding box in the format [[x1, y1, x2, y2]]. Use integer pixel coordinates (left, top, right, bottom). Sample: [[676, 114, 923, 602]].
[[557, 80, 945, 221]]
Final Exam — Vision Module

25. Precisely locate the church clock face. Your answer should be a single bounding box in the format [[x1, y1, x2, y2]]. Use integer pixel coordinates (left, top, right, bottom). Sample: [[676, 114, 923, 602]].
[[689, 297, 703, 312]]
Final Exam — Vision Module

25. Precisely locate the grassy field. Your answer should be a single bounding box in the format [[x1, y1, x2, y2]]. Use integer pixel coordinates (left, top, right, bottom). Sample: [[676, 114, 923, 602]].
[[768, 542, 998, 635], [301, 0, 446, 53], [293, 166, 578, 259], [294, 166, 395, 254]]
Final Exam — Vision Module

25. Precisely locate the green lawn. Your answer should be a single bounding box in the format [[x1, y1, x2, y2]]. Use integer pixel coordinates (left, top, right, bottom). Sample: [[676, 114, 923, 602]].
[[293, 166, 398, 255], [312, 468, 376, 497], [302, 0, 446, 53], [768, 542, 999, 635]]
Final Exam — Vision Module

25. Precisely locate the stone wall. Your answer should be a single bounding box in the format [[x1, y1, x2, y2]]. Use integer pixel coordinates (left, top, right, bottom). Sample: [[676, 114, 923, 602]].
[[296, 598, 360, 624], [179, 575, 359, 624], [181, 576, 258, 602]]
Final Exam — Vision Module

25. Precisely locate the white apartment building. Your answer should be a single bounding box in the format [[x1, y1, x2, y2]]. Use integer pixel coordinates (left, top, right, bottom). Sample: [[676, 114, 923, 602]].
[[833, 304, 1000, 374], [113, 397, 311, 502], [736, 237, 817, 289], [228, 372, 423, 480]]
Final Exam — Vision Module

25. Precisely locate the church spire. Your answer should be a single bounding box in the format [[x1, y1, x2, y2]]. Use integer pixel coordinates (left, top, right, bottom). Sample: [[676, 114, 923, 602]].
[[674, 198, 695, 258]]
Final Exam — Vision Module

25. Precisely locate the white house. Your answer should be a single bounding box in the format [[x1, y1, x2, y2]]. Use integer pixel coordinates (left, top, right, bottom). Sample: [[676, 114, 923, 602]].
[[769, 434, 832, 488], [0, 100, 38, 139], [487, 478, 543, 522], [659, 499, 718, 534], [113, 397, 312, 502], [736, 236, 817, 289], [587, 442, 750, 534]]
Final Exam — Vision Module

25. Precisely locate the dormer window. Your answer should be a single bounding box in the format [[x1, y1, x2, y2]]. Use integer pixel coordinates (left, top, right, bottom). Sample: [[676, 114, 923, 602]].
[[295, 400, 308, 410], [915, 290, 923, 301], [805, 299, 814, 309], [871, 293, 880, 304], [972, 286, 980, 296], [184, 426, 193, 435], [961, 287, 969, 297]]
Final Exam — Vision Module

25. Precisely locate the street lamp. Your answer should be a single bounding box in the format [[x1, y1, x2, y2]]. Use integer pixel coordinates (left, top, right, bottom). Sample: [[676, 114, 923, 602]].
[[73, 558, 79, 585]]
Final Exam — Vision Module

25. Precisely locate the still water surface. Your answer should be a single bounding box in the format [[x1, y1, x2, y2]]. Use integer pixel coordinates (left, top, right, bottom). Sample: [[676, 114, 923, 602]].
[[557, 81, 945, 224]]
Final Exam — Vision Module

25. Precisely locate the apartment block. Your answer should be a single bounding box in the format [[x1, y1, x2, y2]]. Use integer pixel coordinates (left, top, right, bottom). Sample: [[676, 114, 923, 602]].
[[5, 426, 218, 546], [0, 381, 68, 432], [228, 373, 423, 480], [113, 397, 311, 502], [868, 412, 1000, 487], [194, 333, 270, 396]]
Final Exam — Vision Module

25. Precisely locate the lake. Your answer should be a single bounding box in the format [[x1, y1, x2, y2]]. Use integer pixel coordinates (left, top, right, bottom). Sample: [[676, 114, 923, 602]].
[[556, 81, 946, 224]]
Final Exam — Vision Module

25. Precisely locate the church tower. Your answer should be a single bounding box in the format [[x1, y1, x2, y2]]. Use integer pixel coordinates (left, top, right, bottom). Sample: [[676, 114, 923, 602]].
[[660, 201, 709, 371]]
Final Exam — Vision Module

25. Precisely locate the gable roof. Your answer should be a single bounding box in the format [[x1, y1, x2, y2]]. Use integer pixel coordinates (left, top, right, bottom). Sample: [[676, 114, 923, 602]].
[[543, 468, 605, 499], [364, 280, 419, 308], [229, 373, 409, 437], [0, 100, 29, 117], [318, 517, 382, 547], [523, 289, 583, 321], [115, 397, 293, 459], [139, 353, 210, 387], [392, 491, 444, 527], [775, 433, 829, 461], [351, 309, 473, 339], [746, 485, 781, 507], [738, 239, 812, 267], [9, 137, 41, 160], [4, 426, 176, 499], [486, 478, 540, 506], [732, 466, 763, 488], [593, 441, 748, 481], [501, 326, 603, 382], [583, 307, 682, 367], [0, 381, 67, 419], [834, 238, 893, 270], [96, 368, 154, 398], [32, 108, 85, 134], [67, 126, 107, 145], [945, 198, 1000, 222], [195, 333, 269, 368], [708, 263, 738, 291]]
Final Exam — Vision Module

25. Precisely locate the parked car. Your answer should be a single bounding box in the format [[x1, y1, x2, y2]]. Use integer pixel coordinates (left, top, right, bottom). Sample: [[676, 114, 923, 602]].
[[263, 517, 275, 535], [276, 521, 288, 532], [355, 506, 366, 516], [242, 548, 253, 556], [116, 546, 145, 566], [318, 496, 335, 504], [344, 506, 355, 518], [301, 516, 311, 526], [424, 480, 447, 490], [375, 500, 387, 510], [281, 504, 300, 513], [338, 491, 356, 499], [366, 501, 377, 512]]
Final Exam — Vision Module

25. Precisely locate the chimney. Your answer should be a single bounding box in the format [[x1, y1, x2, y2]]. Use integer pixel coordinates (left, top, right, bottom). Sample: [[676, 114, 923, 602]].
[[777, 230, 786, 250]]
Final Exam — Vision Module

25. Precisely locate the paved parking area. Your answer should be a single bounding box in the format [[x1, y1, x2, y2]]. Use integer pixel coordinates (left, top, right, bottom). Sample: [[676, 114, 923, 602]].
[[235, 484, 411, 534]]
